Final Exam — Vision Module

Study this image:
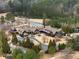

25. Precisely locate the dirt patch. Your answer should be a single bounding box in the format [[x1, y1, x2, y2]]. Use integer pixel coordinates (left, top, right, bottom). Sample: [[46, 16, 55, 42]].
[[41, 54, 53, 59]]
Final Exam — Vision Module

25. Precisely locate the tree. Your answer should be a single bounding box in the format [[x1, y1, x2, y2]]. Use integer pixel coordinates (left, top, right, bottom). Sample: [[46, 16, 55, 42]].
[[62, 25, 74, 33], [12, 49, 23, 59], [22, 37, 34, 48], [15, 54, 23, 59], [69, 36, 79, 51], [12, 33, 18, 45], [53, 22, 61, 28], [24, 49, 39, 59], [58, 43, 66, 50], [2, 38, 10, 53], [32, 45, 41, 53], [8, 0, 16, 12], [48, 47, 56, 55], [0, 31, 10, 54], [48, 40, 56, 48], [0, 16, 5, 24], [5, 13, 15, 20], [12, 49, 40, 59], [48, 40, 56, 54], [48, 19, 61, 28]]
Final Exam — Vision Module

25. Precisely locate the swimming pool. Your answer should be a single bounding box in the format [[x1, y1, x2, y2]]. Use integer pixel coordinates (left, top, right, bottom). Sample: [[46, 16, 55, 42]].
[[30, 22, 43, 27]]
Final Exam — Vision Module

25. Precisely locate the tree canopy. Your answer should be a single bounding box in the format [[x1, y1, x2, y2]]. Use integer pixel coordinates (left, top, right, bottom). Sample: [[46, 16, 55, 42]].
[[7, 0, 79, 18]]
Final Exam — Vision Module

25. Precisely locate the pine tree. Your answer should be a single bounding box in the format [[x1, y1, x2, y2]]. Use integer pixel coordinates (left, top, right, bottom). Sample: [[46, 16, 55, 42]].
[[48, 40, 57, 54], [0, 31, 10, 54], [58, 43, 66, 50], [2, 38, 10, 53], [12, 33, 18, 45], [48, 40, 56, 48], [22, 37, 34, 48], [32, 45, 41, 53]]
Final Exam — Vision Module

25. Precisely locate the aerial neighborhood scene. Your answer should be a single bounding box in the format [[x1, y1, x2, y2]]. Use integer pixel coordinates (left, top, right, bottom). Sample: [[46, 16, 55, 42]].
[[1, 0, 79, 59]]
